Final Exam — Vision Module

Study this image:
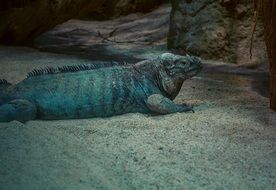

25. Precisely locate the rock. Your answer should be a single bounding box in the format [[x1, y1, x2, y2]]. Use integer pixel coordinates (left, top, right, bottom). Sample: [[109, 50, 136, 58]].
[[168, 0, 268, 65], [0, 0, 91, 44], [35, 4, 171, 62], [219, 0, 236, 9], [0, 0, 167, 45], [78, 0, 168, 20]]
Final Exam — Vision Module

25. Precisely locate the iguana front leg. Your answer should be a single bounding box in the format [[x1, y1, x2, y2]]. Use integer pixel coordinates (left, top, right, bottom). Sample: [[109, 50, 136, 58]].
[[146, 94, 194, 114]]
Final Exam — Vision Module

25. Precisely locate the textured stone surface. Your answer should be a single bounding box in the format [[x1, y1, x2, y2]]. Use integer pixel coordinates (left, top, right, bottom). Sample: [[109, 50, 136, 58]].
[[168, 0, 268, 64], [78, 0, 167, 20], [0, 0, 91, 44], [35, 5, 171, 62], [0, 0, 166, 45]]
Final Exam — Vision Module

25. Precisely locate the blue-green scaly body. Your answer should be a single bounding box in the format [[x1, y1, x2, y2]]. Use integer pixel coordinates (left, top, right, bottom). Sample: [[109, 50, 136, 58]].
[[0, 53, 202, 122]]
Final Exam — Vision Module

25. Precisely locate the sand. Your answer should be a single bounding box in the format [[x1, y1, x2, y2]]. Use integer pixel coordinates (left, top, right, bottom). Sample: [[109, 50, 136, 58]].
[[0, 46, 275, 190]]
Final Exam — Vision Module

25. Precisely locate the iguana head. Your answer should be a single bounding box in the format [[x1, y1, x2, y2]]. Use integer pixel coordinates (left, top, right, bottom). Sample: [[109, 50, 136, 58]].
[[160, 52, 202, 80], [158, 53, 202, 99]]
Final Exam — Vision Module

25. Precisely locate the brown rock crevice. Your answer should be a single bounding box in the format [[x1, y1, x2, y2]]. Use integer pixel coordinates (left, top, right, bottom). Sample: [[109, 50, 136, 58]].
[[0, 0, 92, 45], [78, 0, 168, 20], [261, 0, 276, 110]]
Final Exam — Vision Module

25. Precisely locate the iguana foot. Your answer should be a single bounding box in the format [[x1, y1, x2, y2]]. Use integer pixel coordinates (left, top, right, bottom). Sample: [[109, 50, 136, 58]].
[[147, 94, 195, 114], [0, 99, 37, 123]]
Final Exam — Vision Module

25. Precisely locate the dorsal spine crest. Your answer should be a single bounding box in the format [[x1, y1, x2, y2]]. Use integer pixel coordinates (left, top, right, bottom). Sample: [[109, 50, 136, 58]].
[[27, 61, 129, 78], [0, 79, 9, 85]]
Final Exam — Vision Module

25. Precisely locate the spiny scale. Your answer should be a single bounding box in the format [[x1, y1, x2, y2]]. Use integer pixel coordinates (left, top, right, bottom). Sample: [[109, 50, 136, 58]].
[[0, 79, 9, 84], [27, 61, 129, 78]]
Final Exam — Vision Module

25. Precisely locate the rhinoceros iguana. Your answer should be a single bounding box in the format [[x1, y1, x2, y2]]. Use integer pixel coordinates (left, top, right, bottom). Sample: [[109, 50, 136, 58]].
[[0, 53, 202, 122]]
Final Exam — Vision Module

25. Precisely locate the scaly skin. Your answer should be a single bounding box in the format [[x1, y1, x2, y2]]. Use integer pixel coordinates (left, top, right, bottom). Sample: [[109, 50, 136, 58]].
[[0, 53, 202, 122]]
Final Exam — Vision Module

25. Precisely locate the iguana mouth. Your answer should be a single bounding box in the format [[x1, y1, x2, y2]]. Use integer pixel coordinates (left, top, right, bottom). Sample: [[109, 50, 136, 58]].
[[184, 66, 202, 79], [188, 63, 202, 72], [188, 67, 201, 73]]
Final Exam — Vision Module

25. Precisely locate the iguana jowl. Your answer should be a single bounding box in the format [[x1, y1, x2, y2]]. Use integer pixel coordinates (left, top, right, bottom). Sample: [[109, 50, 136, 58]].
[[0, 53, 202, 122]]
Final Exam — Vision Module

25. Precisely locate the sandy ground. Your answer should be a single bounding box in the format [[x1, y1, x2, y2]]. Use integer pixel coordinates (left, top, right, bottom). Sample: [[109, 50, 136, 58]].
[[0, 46, 275, 190]]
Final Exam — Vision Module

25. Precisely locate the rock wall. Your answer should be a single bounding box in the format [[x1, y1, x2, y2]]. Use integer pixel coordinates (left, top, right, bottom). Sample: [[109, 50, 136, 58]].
[[78, 0, 167, 20], [168, 0, 268, 64], [0, 0, 166, 45], [35, 5, 171, 62], [0, 0, 90, 44]]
